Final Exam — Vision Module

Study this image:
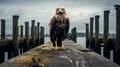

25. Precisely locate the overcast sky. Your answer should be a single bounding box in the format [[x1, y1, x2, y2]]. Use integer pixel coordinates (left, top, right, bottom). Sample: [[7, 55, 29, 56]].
[[0, 0, 120, 35]]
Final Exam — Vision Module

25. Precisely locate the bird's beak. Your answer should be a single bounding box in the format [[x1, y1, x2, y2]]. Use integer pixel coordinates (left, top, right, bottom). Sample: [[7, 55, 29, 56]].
[[58, 9, 63, 14], [58, 11, 63, 14]]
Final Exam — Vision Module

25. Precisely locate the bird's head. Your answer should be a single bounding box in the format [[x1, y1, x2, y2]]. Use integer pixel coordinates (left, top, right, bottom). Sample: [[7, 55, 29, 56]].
[[56, 6, 66, 15]]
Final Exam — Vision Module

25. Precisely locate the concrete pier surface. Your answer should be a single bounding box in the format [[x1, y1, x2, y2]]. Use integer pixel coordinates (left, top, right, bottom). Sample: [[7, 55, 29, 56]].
[[0, 40, 119, 67]]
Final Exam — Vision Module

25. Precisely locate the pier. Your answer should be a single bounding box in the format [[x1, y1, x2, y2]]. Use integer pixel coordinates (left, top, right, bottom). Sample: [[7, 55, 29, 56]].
[[85, 5, 120, 65], [0, 4, 120, 67], [0, 15, 44, 63], [0, 40, 119, 67]]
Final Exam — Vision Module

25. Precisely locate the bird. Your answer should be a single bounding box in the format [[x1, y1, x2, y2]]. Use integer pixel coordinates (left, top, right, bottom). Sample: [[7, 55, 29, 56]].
[[49, 6, 70, 50]]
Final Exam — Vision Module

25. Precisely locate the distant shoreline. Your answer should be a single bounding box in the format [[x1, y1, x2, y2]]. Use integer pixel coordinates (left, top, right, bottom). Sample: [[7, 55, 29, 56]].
[[0, 32, 116, 38]]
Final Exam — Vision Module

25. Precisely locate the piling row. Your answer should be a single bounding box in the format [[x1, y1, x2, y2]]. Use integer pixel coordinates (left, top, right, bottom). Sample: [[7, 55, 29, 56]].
[[0, 15, 44, 63], [85, 5, 120, 65]]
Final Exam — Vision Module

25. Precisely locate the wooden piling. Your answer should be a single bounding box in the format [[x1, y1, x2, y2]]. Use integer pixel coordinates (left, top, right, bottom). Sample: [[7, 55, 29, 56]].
[[37, 22, 40, 45], [86, 23, 89, 48], [8, 45, 13, 59], [31, 20, 35, 47], [31, 27, 32, 37], [0, 48, 4, 63], [1, 19, 5, 39], [90, 17, 94, 49], [71, 27, 77, 42], [19, 25, 23, 54], [95, 15, 100, 54], [20, 25, 23, 38], [35, 26, 37, 37], [12, 15, 19, 57], [40, 26, 44, 44], [103, 10, 110, 59], [24, 22, 29, 52], [114, 5, 120, 65]]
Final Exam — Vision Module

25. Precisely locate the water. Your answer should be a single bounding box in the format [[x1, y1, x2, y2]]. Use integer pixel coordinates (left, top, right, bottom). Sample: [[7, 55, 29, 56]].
[[37, 37, 114, 61], [45, 37, 86, 47], [45, 37, 50, 43], [77, 37, 86, 47], [2, 37, 113, 62]]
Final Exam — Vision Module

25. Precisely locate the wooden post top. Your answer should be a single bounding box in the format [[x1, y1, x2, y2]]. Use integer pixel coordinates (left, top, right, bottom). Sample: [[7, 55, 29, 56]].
[[114, 5, 120, 10], [25, 21, 29, 24], [32, 20, 35, 27], [104, 10, 110, 14], [95, 15, 100, 18], [37, 22, 40, 24], [85, 23, 89, 26], [1, 19, 5, 21], [13, 15, 19, 18], [32, 20, 35, 23], [90, 17, 94, 20]]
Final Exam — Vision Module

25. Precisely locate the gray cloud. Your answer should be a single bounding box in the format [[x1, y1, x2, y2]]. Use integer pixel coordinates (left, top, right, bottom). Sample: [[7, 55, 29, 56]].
[[0, 0, 119, 35]]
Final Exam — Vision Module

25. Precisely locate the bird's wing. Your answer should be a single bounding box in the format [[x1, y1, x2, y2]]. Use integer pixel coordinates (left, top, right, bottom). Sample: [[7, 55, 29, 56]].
[[66, 18, 70, 34], [49, 17, 56, 42], [49, 17, 56, 31]]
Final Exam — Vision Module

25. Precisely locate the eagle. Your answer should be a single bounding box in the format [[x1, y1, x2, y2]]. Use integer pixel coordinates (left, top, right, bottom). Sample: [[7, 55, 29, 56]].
[[49, 7, 70, 50]]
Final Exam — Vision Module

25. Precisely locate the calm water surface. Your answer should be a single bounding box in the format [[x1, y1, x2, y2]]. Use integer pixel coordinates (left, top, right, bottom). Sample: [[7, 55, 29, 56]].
[[2, 37, 113, 61], [45, 37, 86, 47]]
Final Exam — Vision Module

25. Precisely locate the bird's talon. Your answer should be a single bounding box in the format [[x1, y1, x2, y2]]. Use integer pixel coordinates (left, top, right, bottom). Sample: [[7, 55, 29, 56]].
[[61, 41, 65, 50], [54, 46, 58, 50], [61, 46, 65, 50]]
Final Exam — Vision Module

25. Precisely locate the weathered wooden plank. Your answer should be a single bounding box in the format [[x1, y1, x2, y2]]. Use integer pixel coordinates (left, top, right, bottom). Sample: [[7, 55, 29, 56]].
[[0, 40, 119, 67], [0, 38, 32, 47], [0, 39, 12, 46]]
